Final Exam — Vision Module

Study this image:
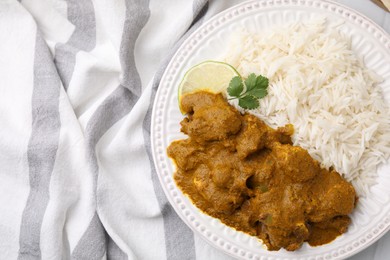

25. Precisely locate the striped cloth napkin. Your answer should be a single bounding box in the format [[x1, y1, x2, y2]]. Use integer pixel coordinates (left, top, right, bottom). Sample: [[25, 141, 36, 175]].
[[0, 0, 389, 259]]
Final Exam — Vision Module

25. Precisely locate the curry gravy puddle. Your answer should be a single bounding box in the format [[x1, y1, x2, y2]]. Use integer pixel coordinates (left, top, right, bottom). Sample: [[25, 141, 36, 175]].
[[167, 91, 357, 251]]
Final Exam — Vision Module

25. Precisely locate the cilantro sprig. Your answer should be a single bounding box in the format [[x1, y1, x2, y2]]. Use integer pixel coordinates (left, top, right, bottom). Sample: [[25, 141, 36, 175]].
[[227, 73, 269, 110]]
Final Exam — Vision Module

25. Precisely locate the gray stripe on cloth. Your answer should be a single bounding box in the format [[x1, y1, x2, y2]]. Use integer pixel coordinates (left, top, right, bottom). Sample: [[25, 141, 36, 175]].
[[54, 0, 96, 90], [142, 1, 209, 259], [107, 234, 128, 260], [71, 86, 137, 260], [71, 0, 151, 258], [71, 213, 106, 260], [120, 0, 150, 97], [191, 0, 209, 27], [18, 31, 62, 260]]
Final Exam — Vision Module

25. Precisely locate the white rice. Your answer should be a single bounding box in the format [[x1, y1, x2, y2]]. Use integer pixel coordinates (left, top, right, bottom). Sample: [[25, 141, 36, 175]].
[[223, 18, 390, 196]]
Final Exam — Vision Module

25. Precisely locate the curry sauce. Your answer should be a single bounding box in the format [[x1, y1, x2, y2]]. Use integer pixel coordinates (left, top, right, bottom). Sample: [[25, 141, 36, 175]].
[[167, 91, 357, 251]]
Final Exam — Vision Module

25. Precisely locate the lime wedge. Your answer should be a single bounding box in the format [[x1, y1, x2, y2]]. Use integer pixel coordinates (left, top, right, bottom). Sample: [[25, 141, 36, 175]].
[[178, 61, 241, 113]]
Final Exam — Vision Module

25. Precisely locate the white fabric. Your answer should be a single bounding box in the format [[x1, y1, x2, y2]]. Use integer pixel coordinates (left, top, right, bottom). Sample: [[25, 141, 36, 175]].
[[0, 0, 388, 259]]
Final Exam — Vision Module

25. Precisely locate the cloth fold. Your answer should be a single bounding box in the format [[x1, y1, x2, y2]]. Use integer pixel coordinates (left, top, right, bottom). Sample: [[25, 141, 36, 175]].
[[0, 0, 389, 259]]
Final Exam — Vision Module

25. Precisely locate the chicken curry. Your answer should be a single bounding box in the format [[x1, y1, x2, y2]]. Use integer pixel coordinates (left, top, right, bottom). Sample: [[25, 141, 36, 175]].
[[167, 91, 357, 251]]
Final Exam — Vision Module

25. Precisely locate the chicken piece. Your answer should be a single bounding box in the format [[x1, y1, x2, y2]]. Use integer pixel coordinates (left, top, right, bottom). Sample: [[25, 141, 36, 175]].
[[244, 153, 275, 191], [264, 124, 294, 147], [181, 91, 224, 114], [180, 92, 241, 141], [308, 216, 351, 246], [308, 169, 356, 222], [259, 223, 310, 251], [211, 165, 233, 188], [235, 114, 268, 159], [271, 143, 320, 183], [193, 164, 246, 214], [167, 139, 204, 171], [246, 190, 309, 251], [248, 183, 309, 251], [276, 124, 294, 144]]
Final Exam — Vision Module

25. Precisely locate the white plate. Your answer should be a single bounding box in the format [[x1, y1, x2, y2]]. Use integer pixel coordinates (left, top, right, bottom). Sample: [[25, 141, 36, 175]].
[[151, 0, 390, 259]]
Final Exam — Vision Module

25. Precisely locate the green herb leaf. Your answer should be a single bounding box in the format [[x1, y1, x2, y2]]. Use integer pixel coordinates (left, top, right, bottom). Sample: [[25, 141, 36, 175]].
[[244, 73, 257, 91], [255, 75, 269, 90], [227, 72, 269, 110], [247, 88, 268, 99], [227, 76, 244, 97], [238, 95, 259, 110]]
